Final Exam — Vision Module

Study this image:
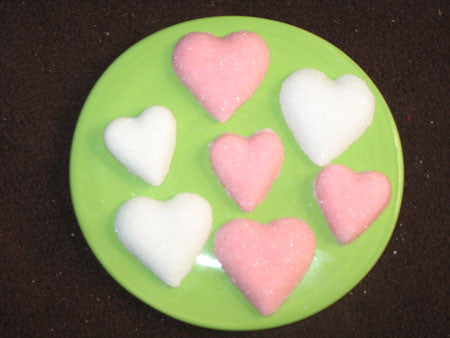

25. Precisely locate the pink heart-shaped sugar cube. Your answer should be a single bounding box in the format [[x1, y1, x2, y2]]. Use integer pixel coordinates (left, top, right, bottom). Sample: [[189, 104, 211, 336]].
[[214, 218, 316, 316], [209, 129, 284, 212], [314, 164, 391, 244], [172, 31, 270, 122]]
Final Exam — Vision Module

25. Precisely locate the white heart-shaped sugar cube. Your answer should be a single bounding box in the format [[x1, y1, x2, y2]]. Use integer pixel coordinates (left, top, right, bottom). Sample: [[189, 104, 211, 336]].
[[115, 193, 213, 287], [104, 106, 176, 186], [280, 68, 375, 166]]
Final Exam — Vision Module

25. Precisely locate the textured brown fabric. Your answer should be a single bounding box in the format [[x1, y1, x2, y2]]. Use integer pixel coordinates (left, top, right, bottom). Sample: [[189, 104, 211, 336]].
[[0, 1, 448, 336]]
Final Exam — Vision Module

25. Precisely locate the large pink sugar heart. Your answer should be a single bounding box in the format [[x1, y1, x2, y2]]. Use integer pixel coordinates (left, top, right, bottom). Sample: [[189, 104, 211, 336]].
[[172, 31, 270, 122], [209, 129, 284, 212], [314, 164, 391, 244], [214, 218, 316, 316]]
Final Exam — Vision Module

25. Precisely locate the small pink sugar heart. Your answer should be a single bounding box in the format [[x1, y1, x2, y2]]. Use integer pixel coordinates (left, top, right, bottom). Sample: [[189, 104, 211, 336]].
[[172, 31, 270, 122], [209, 129, 284, 212], [314, 164, 391, 244], [214, 218, 316, 316]]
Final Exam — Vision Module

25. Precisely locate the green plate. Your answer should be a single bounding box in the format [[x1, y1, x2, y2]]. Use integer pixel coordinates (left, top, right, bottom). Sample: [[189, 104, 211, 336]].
[[70, 16, 404, 330]]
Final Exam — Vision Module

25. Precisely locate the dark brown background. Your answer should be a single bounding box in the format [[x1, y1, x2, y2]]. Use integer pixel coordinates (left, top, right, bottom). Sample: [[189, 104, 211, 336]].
[[1, 1, 448, 336]]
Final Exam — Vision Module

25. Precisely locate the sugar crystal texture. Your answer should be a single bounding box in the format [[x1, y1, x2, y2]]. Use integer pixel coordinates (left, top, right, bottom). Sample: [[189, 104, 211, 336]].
[[209, 129, 284, 212], [172, 31, 270, 122], [214, 218, 315, 316], [280, 68, 375, 166], [115, 193, 212, 287], [104, 106, 176, 186], [314, 164, 391, 244]]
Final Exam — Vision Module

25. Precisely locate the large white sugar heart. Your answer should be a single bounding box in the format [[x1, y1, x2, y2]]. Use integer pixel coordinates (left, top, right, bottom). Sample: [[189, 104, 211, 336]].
[[115, 193, 213, 287], [104, 106, 176, 186], [280, 68, 375, 166]]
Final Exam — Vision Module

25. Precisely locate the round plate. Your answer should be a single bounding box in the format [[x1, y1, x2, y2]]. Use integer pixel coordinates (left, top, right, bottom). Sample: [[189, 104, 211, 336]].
[[70, 16, 404, 330]]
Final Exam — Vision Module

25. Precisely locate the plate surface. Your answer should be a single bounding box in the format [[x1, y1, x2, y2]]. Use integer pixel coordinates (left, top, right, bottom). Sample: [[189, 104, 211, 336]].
[[70, 16, 404, 330]]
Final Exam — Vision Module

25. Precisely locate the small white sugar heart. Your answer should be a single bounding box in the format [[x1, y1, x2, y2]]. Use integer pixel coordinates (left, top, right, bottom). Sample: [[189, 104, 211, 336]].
[[104, 106, 176, 186], [280, 68, 375, 166], [115, 193, 213, 287]]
